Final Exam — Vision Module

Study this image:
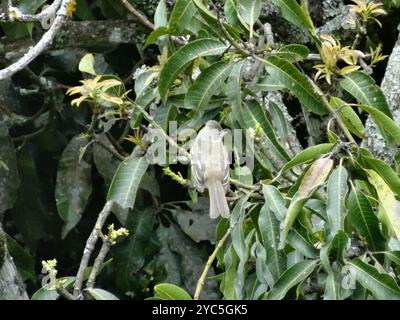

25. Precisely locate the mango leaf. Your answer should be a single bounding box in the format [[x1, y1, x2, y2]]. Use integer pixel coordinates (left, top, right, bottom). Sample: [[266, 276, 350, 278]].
[[237, 0, 261, 39], [259, 200, 287, 284], [243, 100, 291, 162], [264, 55, 326, 114], [357, 104, 400, 144], [224, 0, 249, 31], [154, 283, 192, 300], [340, 71, 392, 117], [78, 53, 97, 75], [279, 157, 334, 249], [227, 60, 245, 125], [362, 156, 400, 197], [185, 61, 233, 109], [107, 156, 149, 224], [348, 258, 400, 300], [144, 27, 171, 48], [277, 44, 310, 62], [255, 75, 286, 92], [287, 229, 319, 259], [262, 185, 287, 222], [330, 97, 365, 138], [86, 288, 119, 300], [168, 0, 197, 32], [281, 143, 334, 172], [5, 234, 35, 282], [113, 207, 157, 293], [271, 0, 316, 35], [327, 230, 349, 262], [31, 277, 75, 300], [383, 251, 400, 266], [367, 170, 400, 239], [348, 188, 385, 251], [55, 136, 92, 239], [326, 164, 348, 237], [158, 38, 227, 101], [267, 260, 317, 300]]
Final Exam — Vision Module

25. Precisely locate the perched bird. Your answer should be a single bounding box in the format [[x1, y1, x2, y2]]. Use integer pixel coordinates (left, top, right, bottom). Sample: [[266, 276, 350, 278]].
[[190, 120, 230, 219]]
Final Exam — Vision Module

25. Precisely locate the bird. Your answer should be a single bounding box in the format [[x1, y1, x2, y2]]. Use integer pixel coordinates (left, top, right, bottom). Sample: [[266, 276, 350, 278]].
[[190, 120, 230, 219]]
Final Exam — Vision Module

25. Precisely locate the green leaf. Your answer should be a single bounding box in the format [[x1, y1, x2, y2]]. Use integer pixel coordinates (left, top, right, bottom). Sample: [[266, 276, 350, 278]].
[[154, 283, 192, 300], [243, 100, 291, 162], [287, 229, 319, 258], [327, 230, 349, 262], [55, 136, 92, 239], [348, 258, 400, 300], [340, 71, 392, 118], [5, 234, 35, 282], [326, 164, 349, 237], [185, 61, 233, 109], [255, 75, 286, 92], [330, 97, 365, 138], [271, 0, 316, 35], [362, 156, 400, 197], [267, 260, 317, 300], [231, 197, 249, 262], [281, 143, 334, 172], [227, 60, 245, 125], [262, 185, 287, 222], [169, 0, 197, 32], [280, 157, 334, 249], [144, 27, 171, 49], [277, 44, 310, 62], [158, 38, 227, 101], [113, 207, 157, 293], [31, 277, 75, 300], [264, 56, 327, 115], [383, 251, 400, 266], [107, 156, 149, 224], [259, 200, 287, 283], [237, 0, 261, 39], [348, 188, 385, 251], [367, 170, 400, 239], [78, 53, 97, 75], [86, 288, 119, 300], [224, 0, 248, 30], [357, 104, 400, 144]]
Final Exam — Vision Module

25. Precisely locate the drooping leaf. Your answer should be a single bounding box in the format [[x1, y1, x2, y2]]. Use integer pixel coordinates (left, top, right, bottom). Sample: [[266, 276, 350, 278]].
[[340, 71, 392, 117], [107, 156, 149, 224], [168, 0, 197, 32], [262, 185, 287, 222], [367, 170, 400, 239], [185, 61, 233, 109], [113, 207, 157, 293], [330, 97, 365, 138], [287, 229, 319, 258], [279, 157, 334, 249], [348, 188, 385, 251], [271, 0, 316, 35], [327, 230, 349, 262], [144, 27, 171, 48], [362, 156, 400, 197], [237, 0, 261, 39], [326, 164, 348, 237], [5, 234, 35, 282], [158, 39, 227, 101], [55, 135, 92, 238], [255, 75, 286, 92], [264, 56, 326, 115], [267, 260, 317, 300], [357, 104, 400, 144], [348, 258, 400, 300], [227, 59, 246, 125], [281, 143, 334, 172], [258, 201, 287, 284]]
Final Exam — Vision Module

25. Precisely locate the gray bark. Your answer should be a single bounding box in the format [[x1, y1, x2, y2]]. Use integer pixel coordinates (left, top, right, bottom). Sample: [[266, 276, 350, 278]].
[[0, 225, 28, 300]]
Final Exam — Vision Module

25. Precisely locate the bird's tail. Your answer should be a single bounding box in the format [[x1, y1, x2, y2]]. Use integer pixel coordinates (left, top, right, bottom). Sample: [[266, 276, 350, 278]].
[[208, 180, 230, 219]]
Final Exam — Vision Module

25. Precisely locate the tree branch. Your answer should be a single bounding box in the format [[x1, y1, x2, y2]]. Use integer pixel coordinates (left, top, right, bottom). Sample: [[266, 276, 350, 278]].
[[0, 0, 72, 80], [119, 0, 154, 30]]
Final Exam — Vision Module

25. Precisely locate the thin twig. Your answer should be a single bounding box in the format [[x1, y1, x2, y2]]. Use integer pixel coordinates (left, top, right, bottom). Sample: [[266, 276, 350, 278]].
[[119, 0, 154, 30], [85, 240, 111, 289], [56, 286, 76, 300], [194, 218, 239, 300], [94, 136, 127, 161], [73, 201, 115, 298]]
